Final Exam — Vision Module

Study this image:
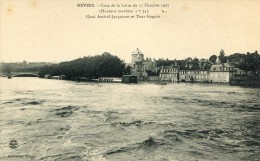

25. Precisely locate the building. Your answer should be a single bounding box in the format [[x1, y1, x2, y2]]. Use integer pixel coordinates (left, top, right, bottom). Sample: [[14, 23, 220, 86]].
[[131, 48, 144, 64], [130, 48, 146, 80], [129, 49, 247, 83], [209, 57, 236, 83], [159, 65, 210, 82], [180, 70, 210, 82], [159, 58, 211, 82], [159, 65, 180, 82], [122, 75, 137, 83], [130, 48, 158, 81]]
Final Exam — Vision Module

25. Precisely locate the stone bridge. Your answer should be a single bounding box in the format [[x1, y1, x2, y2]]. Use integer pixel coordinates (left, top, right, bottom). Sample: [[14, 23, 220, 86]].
[[0, 72, 39, 77]]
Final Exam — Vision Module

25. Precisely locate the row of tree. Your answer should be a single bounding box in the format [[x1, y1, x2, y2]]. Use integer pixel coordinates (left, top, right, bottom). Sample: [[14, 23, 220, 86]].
[[38, 52, 128, 79], [209, 50, 260, 75]]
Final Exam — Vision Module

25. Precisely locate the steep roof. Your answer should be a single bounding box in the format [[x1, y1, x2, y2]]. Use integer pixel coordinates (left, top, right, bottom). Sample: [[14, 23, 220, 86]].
[[132, 48, 143, 55], [210, 63, 234, 71]]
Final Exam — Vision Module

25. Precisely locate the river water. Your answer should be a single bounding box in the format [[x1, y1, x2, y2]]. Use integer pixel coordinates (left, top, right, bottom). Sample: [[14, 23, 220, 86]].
[[0, 77, 259, 161]]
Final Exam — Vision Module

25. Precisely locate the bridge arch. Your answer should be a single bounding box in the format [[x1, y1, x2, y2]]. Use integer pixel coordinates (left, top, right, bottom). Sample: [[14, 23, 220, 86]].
[[12, 73, 39, 77], [0, 74, 7, 77]]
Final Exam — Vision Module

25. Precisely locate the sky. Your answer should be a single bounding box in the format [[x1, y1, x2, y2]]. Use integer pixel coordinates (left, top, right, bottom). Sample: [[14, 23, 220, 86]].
[[0, 0, 259, 63]]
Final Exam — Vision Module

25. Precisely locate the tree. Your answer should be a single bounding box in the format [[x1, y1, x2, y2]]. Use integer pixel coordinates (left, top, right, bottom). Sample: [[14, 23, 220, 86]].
[[2, 64, 12, 74], [244, 52, 260, 75], [38, 52, 126, 80], [236, 52, 260, 76], [219, 49, 227, 63], [220, 49, 225, 57], [193, 57, 199, 62], [124, 65, 131, 75], [209, 55, 217, 63]]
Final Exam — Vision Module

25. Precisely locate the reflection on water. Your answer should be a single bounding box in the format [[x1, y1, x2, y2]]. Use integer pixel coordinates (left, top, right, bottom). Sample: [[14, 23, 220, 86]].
[[0, 78, 259, 161]]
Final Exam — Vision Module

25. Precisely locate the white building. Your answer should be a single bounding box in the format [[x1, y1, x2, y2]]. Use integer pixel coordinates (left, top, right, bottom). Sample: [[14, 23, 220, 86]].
[[159, 66, 210, 82], [209, 57, 236, 83], [159, 65, 179, 82]]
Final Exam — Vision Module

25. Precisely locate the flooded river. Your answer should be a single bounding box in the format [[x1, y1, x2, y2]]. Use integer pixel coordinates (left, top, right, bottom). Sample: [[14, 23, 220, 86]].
[[0, 77, 259, 161]]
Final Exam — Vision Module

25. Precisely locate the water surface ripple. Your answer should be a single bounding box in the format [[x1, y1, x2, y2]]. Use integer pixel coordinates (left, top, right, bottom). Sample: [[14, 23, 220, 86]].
[[0, 78, 259, 161]]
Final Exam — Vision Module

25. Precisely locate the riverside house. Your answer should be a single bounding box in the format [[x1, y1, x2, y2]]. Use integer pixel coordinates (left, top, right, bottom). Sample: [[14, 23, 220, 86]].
[[209, 58, 236, 83], [159, 65, 210, 82]]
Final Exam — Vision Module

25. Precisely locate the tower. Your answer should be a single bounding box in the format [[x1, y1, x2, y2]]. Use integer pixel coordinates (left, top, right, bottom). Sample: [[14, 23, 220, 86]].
[[131, 48, 144, 64]]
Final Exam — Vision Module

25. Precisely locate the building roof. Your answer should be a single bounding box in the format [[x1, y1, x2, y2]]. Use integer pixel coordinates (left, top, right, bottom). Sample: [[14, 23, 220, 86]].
[[210, 63, 234, 71], [155, 59, 184, 67], [161, 65, 177, 69], [132, 48, 143, 55]]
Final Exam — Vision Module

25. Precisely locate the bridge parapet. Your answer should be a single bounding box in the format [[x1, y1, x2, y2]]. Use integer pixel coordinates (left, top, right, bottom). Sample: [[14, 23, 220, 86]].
[[0, 72, 39, 77]]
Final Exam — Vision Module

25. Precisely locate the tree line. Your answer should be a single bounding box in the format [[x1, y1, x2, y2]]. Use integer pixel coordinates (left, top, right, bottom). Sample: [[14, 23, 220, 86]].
[[38, 52, 128, 79], [209, 50, 260, 75]]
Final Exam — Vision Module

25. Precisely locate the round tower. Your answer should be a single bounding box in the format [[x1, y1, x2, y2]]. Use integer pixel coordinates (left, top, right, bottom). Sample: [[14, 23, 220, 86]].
[[131, 48, 144, 64]]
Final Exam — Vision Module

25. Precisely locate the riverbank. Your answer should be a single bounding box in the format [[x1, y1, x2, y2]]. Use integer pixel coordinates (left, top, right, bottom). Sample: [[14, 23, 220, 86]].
[[230, 78, 260, 87]]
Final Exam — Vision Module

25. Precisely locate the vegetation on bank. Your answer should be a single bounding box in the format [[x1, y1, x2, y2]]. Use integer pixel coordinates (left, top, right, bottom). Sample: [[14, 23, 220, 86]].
[[0, 61, 53, 74], [210, 50, 260, 75], [155, 50, 260, 76], [38, 52, 129, 79]]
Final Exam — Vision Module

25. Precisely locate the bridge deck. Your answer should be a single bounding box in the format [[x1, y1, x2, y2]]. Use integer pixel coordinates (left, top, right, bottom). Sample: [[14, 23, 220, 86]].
[[0, 72, 39, 77]]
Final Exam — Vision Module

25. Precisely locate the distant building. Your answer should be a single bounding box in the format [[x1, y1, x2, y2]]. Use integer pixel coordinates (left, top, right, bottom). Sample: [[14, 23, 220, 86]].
[[122, 75, 137, 83], [52, 76, 60, 79], [159, 65, 210, 82], [130, 48, 158, 81], [131, 48, 144, 64], [129, 49, 250, 83], [59, 75, 66, 80], [209, 57, 236, 83], [44, 74, 52, 79], [159, 65, 179, 82], [144, 58, 153, 71], [179, 70, 210, 82]]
